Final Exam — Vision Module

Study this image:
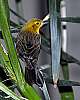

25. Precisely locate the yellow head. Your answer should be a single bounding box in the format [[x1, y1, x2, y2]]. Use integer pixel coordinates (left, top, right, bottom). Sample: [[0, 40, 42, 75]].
[[22, 18, 43, 34]]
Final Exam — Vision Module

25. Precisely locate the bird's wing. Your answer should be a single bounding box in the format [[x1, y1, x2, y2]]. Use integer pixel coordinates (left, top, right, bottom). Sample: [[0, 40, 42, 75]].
[[16, 31, 41, 61]]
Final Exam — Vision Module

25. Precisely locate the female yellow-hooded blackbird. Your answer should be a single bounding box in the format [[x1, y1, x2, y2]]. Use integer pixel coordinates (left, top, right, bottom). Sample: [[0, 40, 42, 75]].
[[16, 18, 44, 86]]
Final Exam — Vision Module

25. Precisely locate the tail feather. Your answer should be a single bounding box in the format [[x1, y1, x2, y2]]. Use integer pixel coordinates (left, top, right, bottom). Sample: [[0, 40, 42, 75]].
[[25, 67, 36, 85], [25, 67, 44, 87]]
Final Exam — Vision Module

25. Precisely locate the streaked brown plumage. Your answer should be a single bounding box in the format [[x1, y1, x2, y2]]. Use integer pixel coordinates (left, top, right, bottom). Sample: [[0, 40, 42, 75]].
[[16, 18, 43, 86]]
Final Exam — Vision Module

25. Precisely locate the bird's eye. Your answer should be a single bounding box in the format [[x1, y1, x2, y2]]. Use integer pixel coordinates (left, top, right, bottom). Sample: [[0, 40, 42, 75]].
[[36, 22, 39, 25]]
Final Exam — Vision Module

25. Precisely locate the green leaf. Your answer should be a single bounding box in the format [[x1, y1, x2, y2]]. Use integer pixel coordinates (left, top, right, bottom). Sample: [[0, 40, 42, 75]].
[[0, 0, 41, 100], [0, 42, 16, 81], [0, 82, 21, 100], [10, 8, 26, 22], [62, 64, 69, 79], [2, 0, 10, 25], [60, 92, 74, 100], [60, 17, 80, 23], [46, 77, 80, 86], [10, 20, 21, 28], [61, 64, 74, 100], [49, 0, 61, 83]]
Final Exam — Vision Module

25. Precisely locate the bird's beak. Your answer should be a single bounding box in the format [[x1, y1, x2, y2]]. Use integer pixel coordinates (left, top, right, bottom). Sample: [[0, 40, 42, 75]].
[[42, 14, 50, 26], [43, 20, 49, 25], [43, 14, 50, 21]]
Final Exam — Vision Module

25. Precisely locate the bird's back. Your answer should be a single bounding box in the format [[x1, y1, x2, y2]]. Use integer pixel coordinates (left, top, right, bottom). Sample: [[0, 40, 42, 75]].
[[16, 30, 41, 85], [16, 30, 41, 67]]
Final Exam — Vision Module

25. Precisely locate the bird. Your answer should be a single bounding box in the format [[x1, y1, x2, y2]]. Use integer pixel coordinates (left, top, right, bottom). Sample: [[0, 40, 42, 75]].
[[16, 18, 45, 87]]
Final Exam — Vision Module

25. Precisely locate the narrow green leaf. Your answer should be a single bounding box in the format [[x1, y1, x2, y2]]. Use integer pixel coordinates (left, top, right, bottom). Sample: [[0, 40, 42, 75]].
[[58, 86, 74, 100], [0, 0, 41, 100], [60, 17, 80, 23], [0, 82, 21, 100], [61, 64, 69, 80], [0, 42, 16, 81], [60, 92, 74, 100], [2, 0, 10, 25], [61, 64, 74, 100], [10, 20, 21, 28], [49, 0, 61, 83], [10, 8, 26, 22], [46, 78, 80, 86]]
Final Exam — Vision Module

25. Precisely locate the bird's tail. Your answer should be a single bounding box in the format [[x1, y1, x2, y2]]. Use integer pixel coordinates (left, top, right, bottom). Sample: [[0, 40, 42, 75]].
[[36, 69, 44, 87], [25, 67, 44, 87], [25, 67, 36, 85]]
